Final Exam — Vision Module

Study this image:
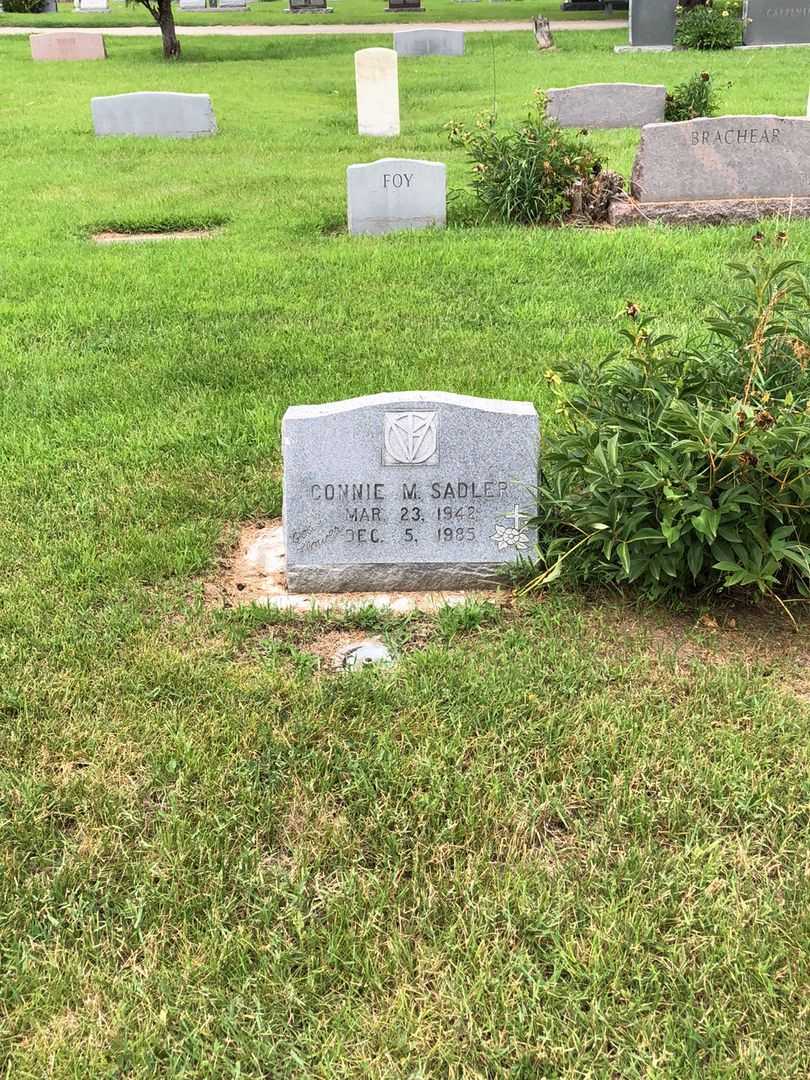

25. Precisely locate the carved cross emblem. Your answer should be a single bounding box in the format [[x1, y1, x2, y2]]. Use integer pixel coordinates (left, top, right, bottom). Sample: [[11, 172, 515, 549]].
[[383, 411, 438, 465]]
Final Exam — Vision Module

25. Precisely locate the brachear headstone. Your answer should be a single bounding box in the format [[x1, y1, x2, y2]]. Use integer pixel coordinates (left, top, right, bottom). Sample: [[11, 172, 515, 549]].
[[743, 0, 810, 45], [31, 31, 107, 61], [282, 392, 539, 592], [546, 83, 666, 129], [620, 0, 676, 48], [394, 28, 464, 55], [287, 0, 332, 10], [347, 158, 446, 236], [355, 48, 400, 137], [610, 115, 810, 224], [91, 92, 217, 138], [387, 0, 424, 10]]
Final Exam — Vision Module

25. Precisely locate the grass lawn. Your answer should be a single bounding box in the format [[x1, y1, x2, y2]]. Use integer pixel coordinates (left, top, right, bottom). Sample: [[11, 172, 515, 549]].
[[0, 0, 623, 28], [1, 27, 809, 1078]]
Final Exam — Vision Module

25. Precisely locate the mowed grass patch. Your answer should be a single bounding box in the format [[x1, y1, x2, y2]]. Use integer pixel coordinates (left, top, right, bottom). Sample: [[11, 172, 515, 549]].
[[1, 31, 810, 1077]]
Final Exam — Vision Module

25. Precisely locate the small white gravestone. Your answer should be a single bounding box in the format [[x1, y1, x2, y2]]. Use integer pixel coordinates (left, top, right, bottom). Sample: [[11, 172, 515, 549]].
[[394, 28, 465, 56], [76, 0, 110, 11], [179, 0, 207, 9], [355, 48, 400, 137], [91, 92, 217, 138], [347, 158, 446, 236]]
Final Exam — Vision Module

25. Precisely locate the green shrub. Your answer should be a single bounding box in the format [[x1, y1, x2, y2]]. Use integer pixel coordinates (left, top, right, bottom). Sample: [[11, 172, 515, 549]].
[[526, 244, 810, 612], [675, 0, 743, 49], [447, 95, 617, 226], [665, 70, 723, 122], [2, 0, 49, 10]]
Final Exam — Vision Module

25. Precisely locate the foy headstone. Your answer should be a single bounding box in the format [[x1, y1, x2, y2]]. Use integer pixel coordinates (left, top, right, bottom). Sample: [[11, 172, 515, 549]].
[[546, 83, 666, 129], [347, 158, 446, 236], [355, 48, 400, 136], [743, 0, 810, 45], [282, 392, 539, 592], [91, 92, 217, 138]]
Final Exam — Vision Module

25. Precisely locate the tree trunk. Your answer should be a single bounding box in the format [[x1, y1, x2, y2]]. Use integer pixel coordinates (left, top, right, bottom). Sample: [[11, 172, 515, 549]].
[[533, 15, 554, 50], [158, 0, 181, 59]]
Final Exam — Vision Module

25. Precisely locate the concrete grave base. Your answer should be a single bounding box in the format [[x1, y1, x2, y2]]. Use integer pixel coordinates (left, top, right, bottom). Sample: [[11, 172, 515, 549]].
[[735, 42, 810, 49], [614, 44, 675, 52], [609, 195, 810, 226], [210, 521, 508, 613]]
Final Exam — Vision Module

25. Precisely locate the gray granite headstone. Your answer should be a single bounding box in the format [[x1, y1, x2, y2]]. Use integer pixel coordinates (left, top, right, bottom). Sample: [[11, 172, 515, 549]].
[[546, 83, 666, 129], [91, 92, 217, 138], [629, 0, 676, 45], [631, 116, 810, 201], [394, 28, 465, 55], [282, 392, 539, 592], [347, 158, 446, 236], [743, 0, 810, 45]]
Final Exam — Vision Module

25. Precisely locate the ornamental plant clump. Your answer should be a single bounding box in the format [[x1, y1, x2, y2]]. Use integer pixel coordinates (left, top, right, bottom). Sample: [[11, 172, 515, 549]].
[[447, 94, 622, 226], [675, 0, 743, 49], [665, 70, 724, 122], [526, 244, 810, 616]]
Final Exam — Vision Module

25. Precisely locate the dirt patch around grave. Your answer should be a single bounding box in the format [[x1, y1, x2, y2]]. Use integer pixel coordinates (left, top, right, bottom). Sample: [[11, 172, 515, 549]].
[[92, 228, 221, 245], [197, 520, 810, 696], [204, 518, 511, 615]]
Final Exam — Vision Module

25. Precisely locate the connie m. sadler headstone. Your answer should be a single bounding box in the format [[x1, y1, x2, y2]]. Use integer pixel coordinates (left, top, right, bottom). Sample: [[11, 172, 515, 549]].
[[546, 83, 666, 129], [743, 0, 810, 45], [283, 392, 539, 592], [610, 115, 810, 224], [91, 92, 217, 138], [347, 158, 446, 236], [355, 48, 400, 136]]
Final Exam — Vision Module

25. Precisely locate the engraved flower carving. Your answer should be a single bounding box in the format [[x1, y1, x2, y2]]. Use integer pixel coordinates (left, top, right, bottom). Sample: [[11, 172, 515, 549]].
[[492, 504, 531, 551]]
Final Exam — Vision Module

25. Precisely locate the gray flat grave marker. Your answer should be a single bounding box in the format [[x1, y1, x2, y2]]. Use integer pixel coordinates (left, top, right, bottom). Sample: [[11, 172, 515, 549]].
[[743, 0, 810, 45], [546, 83, 666, 129], [394, 28, 464, 55], [283, 392, 539, 592], [91, 91, 217, 138], [347, 157, 446, 236]]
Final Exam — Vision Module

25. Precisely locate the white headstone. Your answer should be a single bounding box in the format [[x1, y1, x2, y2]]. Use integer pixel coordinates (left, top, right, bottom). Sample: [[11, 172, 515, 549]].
[[355, 48, 400, 137], [91, 92, 217, 138], [76, 0, 110, 11], [347, 158, 446, 236]]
